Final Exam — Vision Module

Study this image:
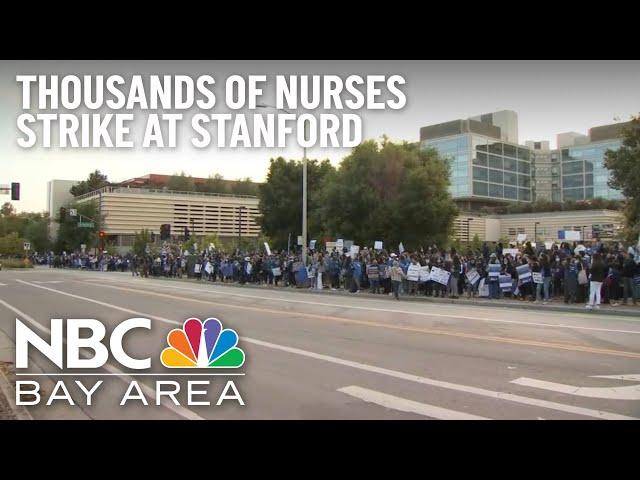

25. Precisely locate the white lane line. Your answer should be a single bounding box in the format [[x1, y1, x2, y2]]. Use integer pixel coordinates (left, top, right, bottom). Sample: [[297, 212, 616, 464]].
[[0, 283, 7, 286], [78, 276, 640, 335], [32, 281, 64, 284], [511, 377, 640, 401], [14, 279, 637, 420], [338, 385, 489, 420], [0, 297, 203, 421]]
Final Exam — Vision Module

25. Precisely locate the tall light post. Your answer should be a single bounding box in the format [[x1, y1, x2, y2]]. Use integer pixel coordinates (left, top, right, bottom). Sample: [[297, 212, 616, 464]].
[[466, 217, 473, 245], [534, 222, 540, 244], [256, 103, 308, 265]]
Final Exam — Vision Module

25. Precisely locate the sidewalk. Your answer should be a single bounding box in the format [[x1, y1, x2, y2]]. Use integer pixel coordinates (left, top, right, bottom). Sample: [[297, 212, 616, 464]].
[[127, 272, 640, 319], [0, 328, 32, 420]]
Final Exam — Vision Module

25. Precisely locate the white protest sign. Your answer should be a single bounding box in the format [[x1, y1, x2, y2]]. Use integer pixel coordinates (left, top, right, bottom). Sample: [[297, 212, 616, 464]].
[[407, 264, 421, 281], [466, 269, 480, 285], [264, 242, 272, 256], [194, 264, 201, 274], [336, 239, 344, 250], [532, 272, 543, 284], [398, 242, 405, 253], [309, 240, 316, 250], [350, 245, 360, 259], [209, 243, 215, 251], [544, 241, 553, 250], [272, 267, 281, 277], [374, 241, 383, 250], [503, 248, 519, 257], [297, 235, 303, 246], [488, 264, 501, 278], [516, 233, 527, 242], [429, 267, 451, 286], [499, 275, 513, 291], [419, 266, 431, 282], [204, 263, 213, 274]]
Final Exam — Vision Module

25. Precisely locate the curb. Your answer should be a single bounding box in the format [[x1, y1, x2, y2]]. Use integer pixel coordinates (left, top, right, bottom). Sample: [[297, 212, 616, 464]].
[[137, 274, 640, 319], [0, 362, 33, 420]]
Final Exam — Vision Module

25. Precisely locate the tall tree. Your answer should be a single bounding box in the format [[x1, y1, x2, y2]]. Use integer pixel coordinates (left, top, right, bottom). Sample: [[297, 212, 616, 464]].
[[70, 170, 110, 196], [1, 202, 15, 217], [258, 157, 336, 249], [167, 172, 196, 192], [54, 200, 104, 253], [230, 177, 259, 196], [604, 115, 640, 243], [199, 174, 230, 194], [320, 140, 458, 249]]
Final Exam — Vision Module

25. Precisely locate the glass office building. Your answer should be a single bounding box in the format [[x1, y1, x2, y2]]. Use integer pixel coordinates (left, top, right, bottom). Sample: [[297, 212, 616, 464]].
[[561, 140, 623, 201], [422, 134, 533, 203]]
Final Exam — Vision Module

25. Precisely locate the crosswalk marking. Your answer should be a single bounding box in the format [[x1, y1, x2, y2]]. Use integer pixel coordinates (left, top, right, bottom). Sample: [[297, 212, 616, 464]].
[[338, 386, 489, 420]]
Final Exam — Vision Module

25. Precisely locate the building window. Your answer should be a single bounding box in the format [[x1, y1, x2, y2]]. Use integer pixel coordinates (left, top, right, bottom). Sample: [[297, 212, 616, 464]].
[[473, 181, 488, 196], [517, 161, 530, 174], [489, 183, 503, 198], [562, 161, 583, 175], [503, 172, 517, 186], [504, 158, 517, 172], [508, 228, 517, 236], [503, 144, 517, 158], [517, 147, 530, 161], [473, 152, 488, 166], [488, 154, 503, 170], [562, 174, 583, 188], [504, 185, 518, 199], [488, 169, 503, 184], [488, 142, 503, 155], [473, 167, 488, 181]]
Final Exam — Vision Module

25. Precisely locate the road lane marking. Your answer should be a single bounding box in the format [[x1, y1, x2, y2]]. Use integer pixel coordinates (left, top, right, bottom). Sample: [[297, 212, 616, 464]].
[[0, 297, 204, 421], [337, 385, 490, 420], [0, 283, 7, 286], [80, 276, 640, 335], [511, 377, 640, 401], [53, 279, 640, 359], [10, 280, 637, 420], [32, 281, 64, 284]]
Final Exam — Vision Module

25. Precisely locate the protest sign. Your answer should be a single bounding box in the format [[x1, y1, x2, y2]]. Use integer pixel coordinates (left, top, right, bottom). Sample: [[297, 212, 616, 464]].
[[309, 240, 316, 250], [264, 242, 271, 255], [336, 239, 344, 250], [399, 242, 405, 253], [406, 264, 421, 281], [430, 266, 451, 286], [204, 263, 213, 274], [532, 272, 543, 284], [516, 264, 532, 283], [558, 230, 580, 241], [488, 264, 500, 278], [419, 266, 431, 282], [478, 278, 489, 297], [194, 263, 201, 274], [297, 235, 303, 246], [503, 248, 519, 257], [544, 241, 553, 250], [374, 240, 383, 250], [272, 267, 281, 277], [516, 234, 527, 242], [465, 268, 480, 285], [344, 240, 354, 251], [499, 275, 513, 292], [349, 245, 360, 259]]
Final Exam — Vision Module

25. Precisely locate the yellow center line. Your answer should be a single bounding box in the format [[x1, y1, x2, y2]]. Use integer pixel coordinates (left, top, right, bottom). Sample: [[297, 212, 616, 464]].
[[75, 280, 640, 360]]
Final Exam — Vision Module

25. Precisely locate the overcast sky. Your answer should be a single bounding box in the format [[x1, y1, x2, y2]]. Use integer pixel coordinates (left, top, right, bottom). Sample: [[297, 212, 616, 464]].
[[1, 60, 639, 212]]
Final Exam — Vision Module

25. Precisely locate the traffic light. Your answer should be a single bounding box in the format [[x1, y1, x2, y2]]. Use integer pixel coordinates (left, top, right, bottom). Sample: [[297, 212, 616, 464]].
[[160, 223, 171, 240], [184, 226, 190, 240], [99, 231, 106, 239], [10, 182, 20, 201], [59, 207, 67, 220]]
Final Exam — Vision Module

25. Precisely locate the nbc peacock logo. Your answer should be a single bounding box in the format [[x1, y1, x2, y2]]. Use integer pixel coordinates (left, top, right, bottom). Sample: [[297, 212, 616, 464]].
[[161, 317, 245, 368]]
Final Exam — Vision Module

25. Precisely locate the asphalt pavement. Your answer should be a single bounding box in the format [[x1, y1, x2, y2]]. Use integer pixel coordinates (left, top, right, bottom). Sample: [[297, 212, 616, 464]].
[[0, 267, 639, 420]]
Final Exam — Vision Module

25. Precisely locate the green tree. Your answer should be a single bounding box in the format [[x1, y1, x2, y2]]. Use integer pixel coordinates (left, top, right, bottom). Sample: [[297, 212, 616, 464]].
[[230, 177, 259, 196], [471, 233, 483, 253], [54, 200, 103, 253], [199, 174, 230, 194], [0, 232, 26, 256], [604, 115, 640, 243], [1, 202, 15, 217], [132, 229, 153, 257], [258, 157, 336, 249], [167, 172, 196, 192], [23, 215, 51, 253], [320, 140, 458, 249], [70, 170, 110, 196]]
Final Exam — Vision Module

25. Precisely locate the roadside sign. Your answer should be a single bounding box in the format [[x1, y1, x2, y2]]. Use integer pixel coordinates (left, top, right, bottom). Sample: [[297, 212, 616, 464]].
[[23, 242, 30, 250], [78, 221, 95, 228], [69, 208, 78, 217], [297, 235, 303, 246], [80, 243, 86, 252]]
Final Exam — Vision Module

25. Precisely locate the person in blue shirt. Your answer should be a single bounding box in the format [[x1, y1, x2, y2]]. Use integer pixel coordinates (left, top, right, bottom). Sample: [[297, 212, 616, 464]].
[[563, 256, 578, 304], [351, 256, 362, 293]]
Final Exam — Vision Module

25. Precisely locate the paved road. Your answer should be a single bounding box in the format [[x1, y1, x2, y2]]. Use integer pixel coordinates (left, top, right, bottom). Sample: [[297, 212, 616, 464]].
[[1, 267, 639, 420]]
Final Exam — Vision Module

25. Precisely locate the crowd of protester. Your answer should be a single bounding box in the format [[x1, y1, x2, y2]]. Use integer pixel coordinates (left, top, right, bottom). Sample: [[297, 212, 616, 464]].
[[45, 238, 640, 308]]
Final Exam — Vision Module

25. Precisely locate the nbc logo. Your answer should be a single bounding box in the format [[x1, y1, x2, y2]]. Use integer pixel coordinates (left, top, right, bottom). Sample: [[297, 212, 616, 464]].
[[161, 317, 245, 368]]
